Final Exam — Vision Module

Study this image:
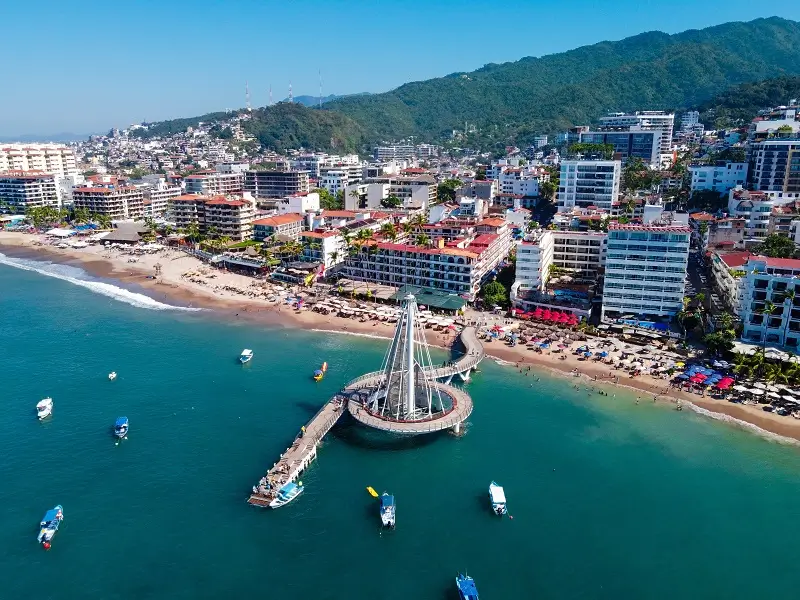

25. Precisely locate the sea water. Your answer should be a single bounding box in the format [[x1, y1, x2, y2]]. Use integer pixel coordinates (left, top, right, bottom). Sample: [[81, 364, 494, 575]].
[[2, 256, 800, 599]]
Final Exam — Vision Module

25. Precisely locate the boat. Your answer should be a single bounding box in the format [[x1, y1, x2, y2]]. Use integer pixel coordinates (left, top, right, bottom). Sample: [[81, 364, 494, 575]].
[[456, 573, 479, 600], [269, 481, 304, 508], [36, 398, 53, 420], [37, 505, 64, 549], [239, 349, 253, 364], [313, 361, 328, 382], [379, 493, 396, 529], [108, 372, 117, 381], [489, 481, 507, 516], [114, 416, 129, 438]]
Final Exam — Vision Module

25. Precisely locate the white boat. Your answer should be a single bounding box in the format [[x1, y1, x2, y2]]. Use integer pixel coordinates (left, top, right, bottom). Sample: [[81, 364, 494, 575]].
[[37, 505, 64, 548], [239, 349, 254, 364], [489, 481, 507, 516], [380, 493, 396, 529], [269, 481, 304, 508], [108, 372, 117, 381], [36, 398, 53, 420]]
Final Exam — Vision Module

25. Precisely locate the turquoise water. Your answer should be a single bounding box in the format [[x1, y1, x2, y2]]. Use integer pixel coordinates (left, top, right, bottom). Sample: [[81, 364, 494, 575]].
[[3, 254, 800, 599]]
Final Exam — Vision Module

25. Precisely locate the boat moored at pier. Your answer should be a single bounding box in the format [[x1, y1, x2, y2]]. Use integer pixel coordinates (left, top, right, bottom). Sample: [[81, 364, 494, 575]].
[[269, 481, 304, 508]]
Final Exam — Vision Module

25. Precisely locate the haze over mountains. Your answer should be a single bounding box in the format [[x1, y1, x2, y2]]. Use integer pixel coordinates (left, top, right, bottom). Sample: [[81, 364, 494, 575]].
[[76, 17, 800, 150]]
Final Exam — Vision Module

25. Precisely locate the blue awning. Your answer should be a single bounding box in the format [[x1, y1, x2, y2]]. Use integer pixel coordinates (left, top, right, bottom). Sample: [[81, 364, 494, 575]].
[[114, 417, 128, 426]]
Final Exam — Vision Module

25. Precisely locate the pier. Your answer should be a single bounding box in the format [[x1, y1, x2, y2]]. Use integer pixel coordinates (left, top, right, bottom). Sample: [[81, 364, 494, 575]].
[[247, 306, 485, 507]]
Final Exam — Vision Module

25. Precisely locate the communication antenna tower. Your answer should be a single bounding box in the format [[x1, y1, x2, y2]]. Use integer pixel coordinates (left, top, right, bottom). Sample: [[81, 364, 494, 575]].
[[245, 81, 251, 111], [288, 81, 293, 103]]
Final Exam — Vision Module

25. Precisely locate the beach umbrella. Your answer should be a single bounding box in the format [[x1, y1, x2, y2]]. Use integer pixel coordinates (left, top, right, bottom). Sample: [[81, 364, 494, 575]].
[[752, 382, 767, 390], [676, 374, 689, 380], [783, 395, 800, 403], [540, 343, 550, 349], [583, 351, 592, 357], [766, 385, 780, 392], [598, 351, 608, 358], [767, 391, 781, 399], [749, 388, 765, 396]]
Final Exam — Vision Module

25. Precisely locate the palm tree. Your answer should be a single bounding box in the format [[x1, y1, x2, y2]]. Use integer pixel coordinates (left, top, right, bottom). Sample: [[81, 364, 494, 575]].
[[259, 245, 274, 268], [380, 222, 397, 242], [356, 228, 374, 243], [349, 188, 361, 208], [782, 289, 797, 347], [95, 213, 112, 229], [184, 222, 201, 250], [219, 235, 232, 250], [417, 233, 431, 247], [760, 300, 778, 349]]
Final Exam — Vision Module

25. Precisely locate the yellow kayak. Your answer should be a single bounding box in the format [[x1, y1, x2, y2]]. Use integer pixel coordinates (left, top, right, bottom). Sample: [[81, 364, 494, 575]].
[[366, 486, 379, 498]]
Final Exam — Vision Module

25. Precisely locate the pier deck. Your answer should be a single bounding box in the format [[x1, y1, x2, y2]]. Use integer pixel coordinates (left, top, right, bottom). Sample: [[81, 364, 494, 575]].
[[247, 396, 346, 507]]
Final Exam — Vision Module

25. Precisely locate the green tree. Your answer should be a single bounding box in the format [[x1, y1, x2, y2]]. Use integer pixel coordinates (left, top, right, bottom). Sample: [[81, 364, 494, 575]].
[[379, 222, 398, 241], [539, 180, 556, 202], [314, 188, 342, 210], [380, 195, 402, 208], [436, 179, 462, 204], [754, 234, 797, 259], [481, 280, 508, 307], [567, 143, 614, 159]]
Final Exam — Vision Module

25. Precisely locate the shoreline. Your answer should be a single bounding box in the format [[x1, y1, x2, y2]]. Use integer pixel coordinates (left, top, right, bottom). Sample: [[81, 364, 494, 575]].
[[3, 231, 800, 444]]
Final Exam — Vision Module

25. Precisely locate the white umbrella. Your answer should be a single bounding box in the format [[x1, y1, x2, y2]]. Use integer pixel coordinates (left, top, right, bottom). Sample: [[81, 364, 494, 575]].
[[749, 388, 765, 396], [732, 385, 749, 392], [766, 385, 780, 392], [767, 391, 781, 399], [752, 382, 767, 390], [782, 395, 798, 402]]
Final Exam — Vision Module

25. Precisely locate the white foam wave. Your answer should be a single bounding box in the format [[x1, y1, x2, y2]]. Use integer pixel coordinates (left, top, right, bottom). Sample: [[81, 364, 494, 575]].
[[309, 328, 392, 341], [685, 402, 800, 446], [0, 252, 201, 312]]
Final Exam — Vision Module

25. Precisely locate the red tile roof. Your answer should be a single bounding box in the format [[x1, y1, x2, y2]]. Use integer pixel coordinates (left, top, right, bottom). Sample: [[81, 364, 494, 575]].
[[253, 213, 304, 226], [717, 251, 754, 268], [760, 256, 800, 269]]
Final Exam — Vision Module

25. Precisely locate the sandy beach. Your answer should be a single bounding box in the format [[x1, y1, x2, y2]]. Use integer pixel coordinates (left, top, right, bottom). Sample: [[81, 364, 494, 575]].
[[3, 229, 800, 444]]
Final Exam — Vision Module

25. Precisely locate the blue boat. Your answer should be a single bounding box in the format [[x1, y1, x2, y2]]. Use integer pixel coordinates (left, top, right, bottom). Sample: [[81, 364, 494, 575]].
[[456, 573, 479, 600], [379, 493, 396, 529], [114, 417, 129, 438], [37, 505, 64, 548], [269, 481, 304, 508]]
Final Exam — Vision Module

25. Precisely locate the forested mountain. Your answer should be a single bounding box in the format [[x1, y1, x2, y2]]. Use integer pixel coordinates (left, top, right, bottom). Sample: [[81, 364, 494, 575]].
[[697, 76, 800, 128], [130, 17, 800, 151]]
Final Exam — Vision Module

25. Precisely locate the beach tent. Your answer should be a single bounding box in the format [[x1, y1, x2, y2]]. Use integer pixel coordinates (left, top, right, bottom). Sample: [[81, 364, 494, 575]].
[[46, 228, 75, 238]]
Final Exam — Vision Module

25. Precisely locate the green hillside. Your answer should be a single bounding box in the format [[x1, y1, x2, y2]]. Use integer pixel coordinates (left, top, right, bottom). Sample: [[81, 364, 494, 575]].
[[131, 17, 800, 151], [697, 76, 800, 128], [324, 16, 800, 145]]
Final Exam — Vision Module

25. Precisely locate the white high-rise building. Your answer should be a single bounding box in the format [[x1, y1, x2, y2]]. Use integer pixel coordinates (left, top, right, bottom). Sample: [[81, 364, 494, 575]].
[[558, 160, 621, 211], [602, 224, 690, 321], [598, 111, 675, 155], [689, 162, 748, 195], [0, 171, 59, 211], [0, 144, 79, 176]]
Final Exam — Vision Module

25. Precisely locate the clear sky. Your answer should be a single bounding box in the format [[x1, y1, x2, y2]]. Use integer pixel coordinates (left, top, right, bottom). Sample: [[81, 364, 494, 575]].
[[2, 1, 800, 137]]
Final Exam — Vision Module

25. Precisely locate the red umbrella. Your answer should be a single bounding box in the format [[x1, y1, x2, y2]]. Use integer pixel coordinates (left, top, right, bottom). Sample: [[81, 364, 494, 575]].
[[542, 309, 552, 321], [533, 308, 544, 320]]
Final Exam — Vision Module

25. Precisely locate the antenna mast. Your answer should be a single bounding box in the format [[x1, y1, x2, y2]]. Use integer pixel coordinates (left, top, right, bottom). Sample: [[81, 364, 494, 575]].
[[319, 69, 323, 108], [245, 81, 251, 111], [269, 84, 273, 106], [288, 81, 293, 104]]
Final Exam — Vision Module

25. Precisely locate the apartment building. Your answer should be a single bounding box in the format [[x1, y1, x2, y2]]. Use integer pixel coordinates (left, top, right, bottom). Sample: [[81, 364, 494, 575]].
[[172, 195, 255, 241], [690, 162, 748, 195], [689, 212, 746, 250], [319, 169, 350, 195], [374, 145, 415, 161], [183, 171, 244, 196], [343, 175, 436, 211], [0, 144, 78, 175], [749, 139, 800, 194], [244, 170, 310, 199], [727, 188, 781, 242], [710, 251, 749, 314], [598, 111, 675, 155], [579, 130, 662, 166], [205, 198, 254, 241], [601, 224, 690, 321], [343, 219, 513, 301], [768, 201, 800, 237], [72, 185, 144, 220], [300, 230, 347, 269], [252, 214, 304, 241], [142, 179, 181, 217], [514, 230, 606, 292], [739, 255, 800, 348], [0, 171, 59, 210], [558, 160, 621, 211]]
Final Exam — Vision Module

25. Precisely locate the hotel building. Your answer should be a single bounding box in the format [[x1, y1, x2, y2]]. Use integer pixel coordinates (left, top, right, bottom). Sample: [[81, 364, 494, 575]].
[[601, 224, 690, 321], [72, 185, 145, 220], [0, 144, 78, 176], [252, 214, 304, 241], [183, 171, 244, 196], [739, 255, 800, 348], [172, 195, 255, 241], [558, 160, 621, 211], [0, 171, 59, 210], [244, 170, 310, 199], [749, 139, 800, 195], [342, 219, 513, 301]]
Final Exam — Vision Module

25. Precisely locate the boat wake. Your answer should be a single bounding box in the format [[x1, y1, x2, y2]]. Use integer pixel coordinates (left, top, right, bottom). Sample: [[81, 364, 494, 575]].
[[309, 328, 392, 342], [0, 252, 201, 312]]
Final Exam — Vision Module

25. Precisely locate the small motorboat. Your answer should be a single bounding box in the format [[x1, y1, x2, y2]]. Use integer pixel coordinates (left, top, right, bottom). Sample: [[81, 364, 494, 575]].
[[239, 349, 254, 364], [380, 492, 396, 529], [114, 416, 129, 438], [456, 573, 479, 600], [36, 398, 53, 420], [37, 505, 64, 549], [489, 481, 507, 516], [269, 481, 304, 508], [108, 372, 117, 381], [313, 361, 328, 382]]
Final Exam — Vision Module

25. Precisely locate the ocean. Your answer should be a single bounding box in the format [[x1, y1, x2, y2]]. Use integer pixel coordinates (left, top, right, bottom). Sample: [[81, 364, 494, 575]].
[[3, 252, 800, 599]]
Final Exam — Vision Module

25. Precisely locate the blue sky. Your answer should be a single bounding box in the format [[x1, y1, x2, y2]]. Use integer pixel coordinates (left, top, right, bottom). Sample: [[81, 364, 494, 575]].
[[2, 1, 800, 136]]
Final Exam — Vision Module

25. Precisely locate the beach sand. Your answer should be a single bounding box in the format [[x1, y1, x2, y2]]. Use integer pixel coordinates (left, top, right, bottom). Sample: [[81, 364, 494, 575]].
[[3, 230, 800, 444]]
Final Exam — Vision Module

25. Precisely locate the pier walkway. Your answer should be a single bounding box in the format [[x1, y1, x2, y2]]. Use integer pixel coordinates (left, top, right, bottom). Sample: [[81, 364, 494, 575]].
[[247, 396, 347, 507], [246, 326, 485, 506]]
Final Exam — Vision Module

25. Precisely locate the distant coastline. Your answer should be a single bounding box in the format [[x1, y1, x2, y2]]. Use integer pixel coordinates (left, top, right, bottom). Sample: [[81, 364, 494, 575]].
[[3, 230, 800, 444]]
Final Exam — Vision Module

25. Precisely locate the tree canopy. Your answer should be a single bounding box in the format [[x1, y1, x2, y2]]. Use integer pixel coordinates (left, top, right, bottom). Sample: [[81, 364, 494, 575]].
[[481, 280, 508, 307], [753, 234, 798, 259]]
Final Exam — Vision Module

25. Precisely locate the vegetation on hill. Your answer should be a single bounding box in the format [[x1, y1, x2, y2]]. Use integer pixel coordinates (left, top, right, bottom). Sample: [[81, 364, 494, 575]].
[[322, 17, 800, 146], [132, 111, 235, 138], [128, 18, 800, 151], [242, 103, 365, 153], [697, 75, 800, 128]]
